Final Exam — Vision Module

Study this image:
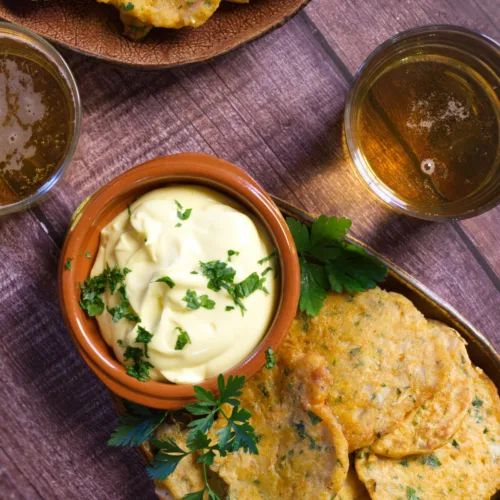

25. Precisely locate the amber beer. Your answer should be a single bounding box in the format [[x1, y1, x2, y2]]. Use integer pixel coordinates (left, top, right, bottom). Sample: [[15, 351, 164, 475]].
[[345, 26, 500, 220]]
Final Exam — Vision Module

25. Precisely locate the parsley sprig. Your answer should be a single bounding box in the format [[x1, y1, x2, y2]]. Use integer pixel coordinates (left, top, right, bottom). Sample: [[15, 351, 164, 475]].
[[182, 290, 215, 311], [175, 200, 192, 222], [146, 375, 257, 499], [286, 215, 387, 316]]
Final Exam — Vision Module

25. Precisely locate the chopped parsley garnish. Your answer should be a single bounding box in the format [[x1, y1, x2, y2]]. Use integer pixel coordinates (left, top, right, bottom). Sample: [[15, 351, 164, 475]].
[[200, 260, 236, 292], [136, 326, 153, 357], [108, 401, 167, 447], [199, 260, 267, 314], [227, 249, 239, 262], [406, 486, 421, 500], [419, 453, 441, 468], [307, 410, 322, 426], [472, 396, 483, 407], [148, 374, 258, 500], [79, 264, 134, 318], [265, 346, 276, 369], [117, 326, 154, 382], [182, 290, 215, 310], [257, 249, 277, 265], [174, 327, 191, 350], [155, 276, 175, 288], [225, 306, 234, 312], [120, 2, 134, 11], [452, 439, 459, 448], [175, 223, 182, 228], [261, 266, 273, 276], [107, 302, 141, 323], [286, 215, 387, 316], [175, 200, 192, 221], [64, 257, 73, 270], [400, 460, 409, 467]]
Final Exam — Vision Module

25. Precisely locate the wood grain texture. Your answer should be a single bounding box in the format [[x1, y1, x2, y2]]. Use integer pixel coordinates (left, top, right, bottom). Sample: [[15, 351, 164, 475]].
[[304, 0, 500, 276], [1, 0, 499, 497]]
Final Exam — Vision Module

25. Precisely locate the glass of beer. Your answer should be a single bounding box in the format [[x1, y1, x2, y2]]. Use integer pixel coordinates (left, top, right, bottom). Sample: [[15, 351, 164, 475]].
[[344, 25, 500, 221], [0, 23, 81, 216]]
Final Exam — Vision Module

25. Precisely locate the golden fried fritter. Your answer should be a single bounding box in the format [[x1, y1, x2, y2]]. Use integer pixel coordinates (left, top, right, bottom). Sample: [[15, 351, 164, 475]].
[[98, 0, 222, 38], [372, 320, 472, 458], [208, 352, 349, 499], [355, 366, 500, 499], [282, 288, 446, 451]]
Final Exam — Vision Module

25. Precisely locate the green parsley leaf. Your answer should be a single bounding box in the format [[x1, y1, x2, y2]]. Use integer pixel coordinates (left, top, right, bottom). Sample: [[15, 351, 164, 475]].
[[120, 2, 134, 11], [472, 396, 483, 407], [419, 454, 441, 468], [108, 401, 167, 447], [175, 200, 192, 221], [148, 437, 189, 479], [200, 260, 236, 292], [155, 276, 175, 288], [325, 244, 387, 293], [400, 460, 409, 467], [182, 290, 215, 311], [265, 346, 276, 369], [175, 223, 182, 228], [225, 306, 234, 312], [298, 257, 328, 316], [233, 272, 267, 299], [286, 216, 387, 316], [175, 327, 191, 350], [227, 249, 239, 262], [261, 266, 273, 276], [136, 326, 153, 357], [257, 249, 277, 265], [85, 252, 92, 259], [107, 302, 141, 323], [307, 410, 322, 426], [64, 257, 73, 270], [406, 486, 421, 500], [182, 491, 206, 500]]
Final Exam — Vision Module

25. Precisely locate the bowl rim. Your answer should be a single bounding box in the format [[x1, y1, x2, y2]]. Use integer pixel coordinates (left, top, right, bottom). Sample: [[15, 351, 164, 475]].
[[344, 24, 500, 222], [0, 21, 81, 216], [59, 153, 300, 409]]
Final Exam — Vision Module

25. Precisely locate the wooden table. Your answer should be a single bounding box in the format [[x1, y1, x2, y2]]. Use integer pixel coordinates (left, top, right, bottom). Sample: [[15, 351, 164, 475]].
[[1, 1, 499, 498]]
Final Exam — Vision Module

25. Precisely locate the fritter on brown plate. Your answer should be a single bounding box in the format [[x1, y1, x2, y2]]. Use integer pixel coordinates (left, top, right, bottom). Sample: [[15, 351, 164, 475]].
[[371, 320, 472, 458], [355, 366, 500, 499]]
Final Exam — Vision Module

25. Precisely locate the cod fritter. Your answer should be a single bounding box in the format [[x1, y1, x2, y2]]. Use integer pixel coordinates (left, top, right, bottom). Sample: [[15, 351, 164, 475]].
[[208, 352, 349, 499], [282, 288, 447, 451], [372, 320, 472, 458], [97, 0, 247, 40], [355, 366, 500, 499]]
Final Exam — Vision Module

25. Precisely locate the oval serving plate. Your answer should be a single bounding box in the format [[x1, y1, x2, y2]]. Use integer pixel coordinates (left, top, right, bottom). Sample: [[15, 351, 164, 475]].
[[0, 0, 311, 69]]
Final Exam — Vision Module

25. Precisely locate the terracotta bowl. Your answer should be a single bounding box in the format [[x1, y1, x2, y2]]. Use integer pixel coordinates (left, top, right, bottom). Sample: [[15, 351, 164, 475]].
[[59, 153, 300, 409], [0, 0, 311, 69]]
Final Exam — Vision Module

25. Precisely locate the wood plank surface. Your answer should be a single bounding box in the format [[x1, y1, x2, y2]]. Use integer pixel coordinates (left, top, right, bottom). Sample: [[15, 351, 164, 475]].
[[1, 0, 499, 498]]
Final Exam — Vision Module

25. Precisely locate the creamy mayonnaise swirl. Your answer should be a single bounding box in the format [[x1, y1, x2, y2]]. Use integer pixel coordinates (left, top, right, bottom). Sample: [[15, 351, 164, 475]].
[[91, 185, 278, 384]]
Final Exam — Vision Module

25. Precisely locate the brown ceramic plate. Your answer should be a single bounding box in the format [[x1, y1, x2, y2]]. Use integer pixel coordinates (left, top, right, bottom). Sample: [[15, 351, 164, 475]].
[[0, 0, 311, 69]]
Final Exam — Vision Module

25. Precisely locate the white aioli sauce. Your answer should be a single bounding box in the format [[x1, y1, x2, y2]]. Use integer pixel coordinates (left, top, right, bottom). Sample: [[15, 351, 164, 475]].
[[91, 185, 278, 384]]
